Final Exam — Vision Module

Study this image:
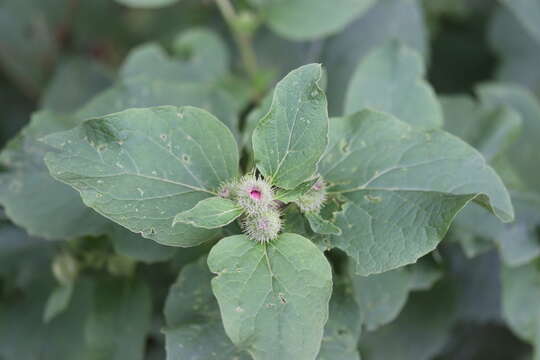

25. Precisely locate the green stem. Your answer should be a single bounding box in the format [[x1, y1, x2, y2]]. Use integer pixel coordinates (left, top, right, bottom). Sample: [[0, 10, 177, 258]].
[[215, 0, 259, 81]]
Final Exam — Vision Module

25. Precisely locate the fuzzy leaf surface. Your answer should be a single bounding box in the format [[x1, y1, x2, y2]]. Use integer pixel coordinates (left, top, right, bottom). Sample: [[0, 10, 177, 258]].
[[208, 233, 333, 360], [44, 106, 239, 247], [252, 64, 328, 189]]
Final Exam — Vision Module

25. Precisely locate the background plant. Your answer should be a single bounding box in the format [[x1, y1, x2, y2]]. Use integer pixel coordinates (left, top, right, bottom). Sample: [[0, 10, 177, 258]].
[[1, 0, 540, 360]]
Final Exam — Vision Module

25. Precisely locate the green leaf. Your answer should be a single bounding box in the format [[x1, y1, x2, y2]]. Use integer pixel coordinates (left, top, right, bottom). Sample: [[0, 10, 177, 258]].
[[319, 110, 513, 275], [489, 7, 540, 96], [208, 233, 333, 360], [252, 64, 328, 189], [350, 265, 412, 331], [305, 211, 342, 235], [0, 111, 111, 240], [44, 106, 239, 247], [43, 283, 74, 323], [114, 0, 180, 9], [248, 0, 376, 40], [322, 0, 428, 115], [359, 280, 456, 360], [345, 41, 442, 128], [500, 0, 540, 44], [173, 197, 243, 229], [477, 83, 540, 193], [276, 178, 318, 202], [164, 257, 250, 360], [316, 279, 361, 360], [502, 261, 540, 357]]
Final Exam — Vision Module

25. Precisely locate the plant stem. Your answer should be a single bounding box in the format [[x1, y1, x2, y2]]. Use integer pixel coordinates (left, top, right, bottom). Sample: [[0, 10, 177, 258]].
[[215, 0, 259, 81]]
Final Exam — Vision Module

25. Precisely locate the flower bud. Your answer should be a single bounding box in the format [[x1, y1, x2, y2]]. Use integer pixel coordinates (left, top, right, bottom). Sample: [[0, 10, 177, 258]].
[[241, 209, 282, 243], [235, 175, 275, 215], [295, 178, 327, 212]]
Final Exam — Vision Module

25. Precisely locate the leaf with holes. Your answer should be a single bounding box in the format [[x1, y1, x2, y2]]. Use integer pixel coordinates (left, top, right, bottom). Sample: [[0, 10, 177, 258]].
[[43, 106, 239, 247]]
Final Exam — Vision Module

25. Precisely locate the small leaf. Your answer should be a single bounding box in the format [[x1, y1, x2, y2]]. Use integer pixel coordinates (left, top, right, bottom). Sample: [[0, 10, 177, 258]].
[[275, 178, 318, 202], [350, 265, 412, 331], [345, 41, 442, 128], [43, 283, 74, 323], [173, 197, 243, 229], [252, 64, 329, 189], [316, 279, 361, 360], [305, 211, 342, 235], [322, 0, 427, 115], [44, 106, 239, 247], [208, 233, 333, 360], [248, 0, 377, 40], [319, 110, 513, 275]]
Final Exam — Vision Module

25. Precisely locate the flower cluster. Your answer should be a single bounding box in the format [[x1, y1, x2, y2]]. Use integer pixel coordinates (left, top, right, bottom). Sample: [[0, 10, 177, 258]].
[[220, 175, 282, 243]]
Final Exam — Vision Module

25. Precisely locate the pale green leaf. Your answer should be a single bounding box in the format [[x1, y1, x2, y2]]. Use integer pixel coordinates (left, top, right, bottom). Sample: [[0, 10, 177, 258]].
[[360, 280, 456, 360], [248, 0, 376, 40], [322, 0, 428, 115], [500, 0, 540, 44], [276, 178, 318, 202], [114, 0, 180, 9], [319, 110, 513, 275], [208, 233, 333, 360], [44, 106, 239, 247], [252, 64, 328, 189], [43, 284, 74, 323], [489, 7, 540, 96], [316, 279, 361, 360], [345, 41, 442, 128], [173, 197, 243, 229], [0, 111, 111, 240], [502, 261, 540, 357], [305, 211, 342, 235], [164, 257, 250, 360], [350, 265, 412, 331]]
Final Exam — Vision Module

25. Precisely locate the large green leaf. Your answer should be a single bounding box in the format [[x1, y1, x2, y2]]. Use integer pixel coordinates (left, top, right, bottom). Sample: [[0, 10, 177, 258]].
[[502, 261, 540, 358], [114, 0, 180, 9], [164, 257, 250, 360], [319, 110, 513, 275], [359, 280, 456, 360], [44, 106, 239, 247], [0, 111, 111, 240], [248, 0, 376, 40], [322, 0, 428, 115], [173, 197, 243, 229], [500, 0, 540, 44], [208, 233, 333, 360], [252, 64, 328, 189], [109, 224, 176, 263], [345, 41, 442, 128]]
